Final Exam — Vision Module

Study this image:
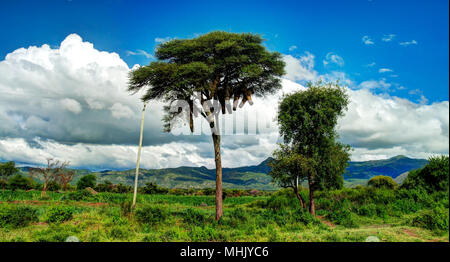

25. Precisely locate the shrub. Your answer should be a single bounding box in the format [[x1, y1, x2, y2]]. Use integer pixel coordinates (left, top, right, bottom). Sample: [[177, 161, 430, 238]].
[[32, 224, 80, 242], [402, 155, 449, 193], [411, 207, 449, 233], [181, 208, 208, 226], [61, 189, 92, 201], [120, 201, 132, 218], [0, 205, 39, 228], [135, 206, 169, 225], [8, 174, 33, 191], [46, 206, 74, 224], [108, 225, 132, 239], [264, 193, 298, 211], [46, 181, 61, 191], [294, 208, 321, 225], [324, 199, 358, 228], [368, 175, 397, 190], [140, 182, 168, 194], [76, 174, 97, 190]]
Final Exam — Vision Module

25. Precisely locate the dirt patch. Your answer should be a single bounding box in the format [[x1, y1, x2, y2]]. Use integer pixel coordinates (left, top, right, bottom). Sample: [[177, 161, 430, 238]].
[[402, 228, 419, 238], [317, 215, 336, 228]]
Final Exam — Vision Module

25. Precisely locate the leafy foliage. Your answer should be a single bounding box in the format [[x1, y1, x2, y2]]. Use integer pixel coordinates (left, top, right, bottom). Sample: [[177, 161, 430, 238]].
[[8, 174, 34, 191], [271, 81, 350, 213], [135, 206, 169, 225], [46, 206, 74, 224], [368, 175, 398, 189], [0, 205, 39, 228], [401, 155, 449, 192], [76, 174, 97, 190], [0, 161, 19, 178]]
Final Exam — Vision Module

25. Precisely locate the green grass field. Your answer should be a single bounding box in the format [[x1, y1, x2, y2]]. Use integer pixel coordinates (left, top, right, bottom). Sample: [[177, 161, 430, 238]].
[[0, 188, 448, 242]]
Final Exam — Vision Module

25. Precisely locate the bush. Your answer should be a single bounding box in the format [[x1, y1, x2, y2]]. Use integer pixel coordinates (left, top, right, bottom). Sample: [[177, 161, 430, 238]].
[[411, 207, 449, 232], [368, 175, 397, 190], [181, 208, 208, 226], [108, 225, 132, 239], [294, 208, 321, 225], [76, 174, 97, 190], [46, 206, 74, 223], [140, 182, 168, 194], [324, 199, 358, 228], [8, 174, 33, 191], [402, 155, 449, 193], [46, 181, 61, 192], [135, 206, 169, 225], [0, 205, 39, 228], [120, 201, 132, 218], [61, 189, 92, 201]]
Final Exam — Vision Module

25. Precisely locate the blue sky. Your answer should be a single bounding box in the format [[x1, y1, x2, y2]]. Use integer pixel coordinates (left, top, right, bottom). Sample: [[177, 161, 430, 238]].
[[0, 0, 448, 169], [1, 0, 448, 103]]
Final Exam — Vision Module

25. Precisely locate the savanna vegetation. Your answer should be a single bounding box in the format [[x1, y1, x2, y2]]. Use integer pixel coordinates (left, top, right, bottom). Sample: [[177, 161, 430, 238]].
[[0, 32, 448, 242], [0, 154, 448, 242]]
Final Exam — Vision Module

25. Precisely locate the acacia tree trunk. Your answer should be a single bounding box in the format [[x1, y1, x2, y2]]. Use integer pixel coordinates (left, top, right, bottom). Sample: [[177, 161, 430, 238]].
[[293, 185, 306, 209], [308, 176, 315, 215], [42, 181, 47, 197], [212, 132, 223, 220]]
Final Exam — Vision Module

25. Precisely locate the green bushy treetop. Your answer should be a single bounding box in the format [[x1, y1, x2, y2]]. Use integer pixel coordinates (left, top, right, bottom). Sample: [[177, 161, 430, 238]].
[[76, 174, 97, 190], [367, 175, 398, 189], [401, 155, 449, 192], [270, 81, 350, 215]]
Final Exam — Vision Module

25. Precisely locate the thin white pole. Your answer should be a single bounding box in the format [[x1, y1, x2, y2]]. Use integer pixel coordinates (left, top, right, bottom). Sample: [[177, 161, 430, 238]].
[[132, 102, 147, 209]]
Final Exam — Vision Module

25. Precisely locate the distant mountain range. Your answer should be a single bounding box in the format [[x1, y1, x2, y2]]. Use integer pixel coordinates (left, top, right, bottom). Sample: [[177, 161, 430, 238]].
[[13, 155, 428, 190]]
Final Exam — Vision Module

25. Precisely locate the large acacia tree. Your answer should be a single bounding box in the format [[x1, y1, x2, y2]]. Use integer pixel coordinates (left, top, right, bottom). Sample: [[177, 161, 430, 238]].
[[128, 31, 285, 220], [271, 81, 350, 215]]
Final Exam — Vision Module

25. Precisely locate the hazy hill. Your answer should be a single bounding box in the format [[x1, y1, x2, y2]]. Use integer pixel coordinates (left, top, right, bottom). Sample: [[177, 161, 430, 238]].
[[13, 155, 427, 190]]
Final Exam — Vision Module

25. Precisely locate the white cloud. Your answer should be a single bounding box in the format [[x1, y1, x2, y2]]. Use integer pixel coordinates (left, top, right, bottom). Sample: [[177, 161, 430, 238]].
[[126, 49, 153, 59], [399, 40, 418, 46], [60, 98, 82, 114], [362, 35, 375, 45], [0, 34, 447, 169], [358, 78, 391, 90], [282, 53, 318, 82], [288, 45, 297, 51], [0, 33, 172, 146], [110, 103, 134, 119], [338, 90, 448, 159], [379, 68, 393, 73], [323, 52, 344, 67], [365, 62, 376, 67], [382, 34, 396, 42], [155, 37, 173, 44]]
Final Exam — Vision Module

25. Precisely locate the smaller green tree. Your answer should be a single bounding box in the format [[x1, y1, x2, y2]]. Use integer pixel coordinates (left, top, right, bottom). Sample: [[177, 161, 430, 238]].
[[76, 174, 97, 190], [272, 81, 350, 215], [401, 155, 449, 192], [0, 161, 19, 190], [8, 174, 33, 191], [367, 175, 397, 189], [269, 145, 310, 209]]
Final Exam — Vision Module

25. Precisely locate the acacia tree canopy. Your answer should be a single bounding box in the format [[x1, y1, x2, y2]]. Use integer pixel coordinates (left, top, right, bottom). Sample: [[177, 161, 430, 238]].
[[128, 31, 285, 220], [128, 31, 285, 132]]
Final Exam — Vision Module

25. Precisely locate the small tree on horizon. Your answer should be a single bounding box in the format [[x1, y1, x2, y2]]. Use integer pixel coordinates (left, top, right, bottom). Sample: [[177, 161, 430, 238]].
[[128, 31, 285, 220]]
